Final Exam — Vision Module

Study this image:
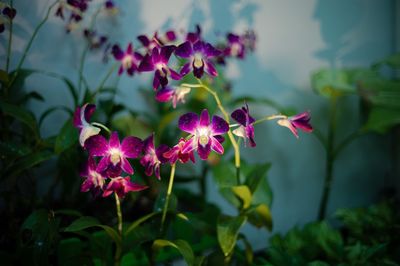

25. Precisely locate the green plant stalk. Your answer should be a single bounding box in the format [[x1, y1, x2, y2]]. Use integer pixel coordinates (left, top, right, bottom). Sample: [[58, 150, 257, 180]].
[[91, 62, 119, 100], [5, 0, 13, 74], [161, 163, 176, 231], [318, 97, 338, 220], [8, 0, 59, 89], [114, 193, 123, 266], [182, 82, 242, 185]]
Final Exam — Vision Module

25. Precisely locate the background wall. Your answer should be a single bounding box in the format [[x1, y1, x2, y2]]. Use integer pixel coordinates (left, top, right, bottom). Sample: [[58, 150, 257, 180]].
[[1, 0, 396, 251]]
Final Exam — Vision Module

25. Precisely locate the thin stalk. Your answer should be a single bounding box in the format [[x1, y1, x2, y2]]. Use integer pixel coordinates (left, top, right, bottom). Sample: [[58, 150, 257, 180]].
[[114, 193, 122, 266], [182, 81, 242, 184], [161, 163, 176, 231], [92, 122, 111, 134], [8, 0, 59, 89], [333, 130, 363, 160], [5, 0, 13, 73], [253, 114, 287, 125], [91, 62, 118, 100], [318, 97, 338, 220]]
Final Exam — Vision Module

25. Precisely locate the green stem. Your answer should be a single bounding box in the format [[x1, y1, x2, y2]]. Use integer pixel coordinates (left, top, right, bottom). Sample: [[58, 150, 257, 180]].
[[114, 193, 122, 266], [253, 114, 287, 126], [182, 81, 242, 184], [161, 163, 176, 231], [8, 0, 59, 89], [333, 130, 363, 160], [91, 62, 118, 100], [318, 97, 338, 220], [5, 0, 13, 74], [92, 122, 111, 134]]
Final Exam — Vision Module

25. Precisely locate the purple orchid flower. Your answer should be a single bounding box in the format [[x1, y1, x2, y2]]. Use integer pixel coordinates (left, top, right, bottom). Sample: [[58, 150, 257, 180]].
[[138, 46, 181, 89], [84, 29, 108, 50], [102, 176, 148, 198], [277, 111, 313, 138], [179, 109, 229, 160], [163, 138, 195, 164], [85, 131, 143, 177], [140, 134, 170, 180], [231, 103, 256, 147], [185, 24, 202, 43], [80, 157, 106, 195], [73, 103, 101, 147], [3, 6, 16, 20], [138, 30, 177, 50], [175, 40, 221, 79], [224, 33, 246, 59], [155, 86, 191, 108], [112, 43, 143, 76]]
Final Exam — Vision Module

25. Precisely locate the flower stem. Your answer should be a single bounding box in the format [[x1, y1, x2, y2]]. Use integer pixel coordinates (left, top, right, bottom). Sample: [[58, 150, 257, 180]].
[[5, 0, 13, 74], [182, 81, 242, 184], [161, 163, 176, 231], [318, 97, 338, 220], [114, 193, 122, 266], [92, 122, 111, 134], [8, 0, 59, 89], [253, 114, 288, 126], [91, 62, 118, 100]]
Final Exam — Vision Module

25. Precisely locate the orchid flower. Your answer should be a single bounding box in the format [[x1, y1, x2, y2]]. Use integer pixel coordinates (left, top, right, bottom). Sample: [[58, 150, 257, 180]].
[[112, 43, 143, 76], [73, 103, 101, 147], [163, 138, 195, 164], [277, 111, 313, 138], [231, 103, 256, 147], [80, 157, 106, 195], [155, 86, 191, 108], [102, 177, 148, 198], [175, 40, 220, 79], [179, 109, 229, 160], [140, 134, 170, 180], [85, 131, 143, 177]]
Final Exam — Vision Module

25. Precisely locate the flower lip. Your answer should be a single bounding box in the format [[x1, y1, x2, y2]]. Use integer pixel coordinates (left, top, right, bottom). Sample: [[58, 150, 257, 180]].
[[277, 111, 313, 138]]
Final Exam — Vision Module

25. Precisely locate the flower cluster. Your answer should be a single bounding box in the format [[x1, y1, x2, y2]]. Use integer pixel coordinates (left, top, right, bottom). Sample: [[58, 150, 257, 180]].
[[110, 26, 257, 108], [0, 3, 16, 33]]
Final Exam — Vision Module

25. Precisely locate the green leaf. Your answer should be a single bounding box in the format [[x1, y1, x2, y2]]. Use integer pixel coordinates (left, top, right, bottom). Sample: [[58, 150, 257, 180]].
[[0, 100, 39, 137], [363, 107, 400, 133], [373, 53, 400, 69], [212, 162, 237, 188], [55, 118, 78, 154], [0, 69, 9, 84], [64, 216, 121, 244], [5, 150, 53, 178], [217, 215, 247, 257], [245, 162, 271, 194], [0, 140, 31, 159], [231, 185, 252, 210], [124, 212, 160, 236], [153, 239, 195, 266], [247, 203, 273, 230], [111, 114, 151, 139], [238, 234, 254, 265], [39, 106, 73, 127]]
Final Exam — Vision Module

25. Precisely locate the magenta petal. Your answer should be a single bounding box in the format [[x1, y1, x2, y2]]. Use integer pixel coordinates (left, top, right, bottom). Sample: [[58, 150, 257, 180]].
[[160, 45, 175, 62], [121, 157, 133, 174], [180, 62, 192, 76], [211, 115, 229, 135], [137, 35, 150, 47], [121, 136, 143, 158], [199, 109, 210, 127], [156, 144, 170, 163], [169, 69, 182, 80], [294, 122, 313, 132], [127, 43, 133, 54], [97, 155, 110, 173], [125, 180, 148, 192], [197, 139, 211, 160], [86, 135, 108, 156], [210, 136, 224, 154], [118, 65, 124, 75], [138, 54, 154, 72], [109, 132, 120, 148], [80, 179, 92, 192], [153, 70, 161, 90], [73, 106, 82, 128], [231, 109, 246, 126], [181, 138, 196, 154], [154, 165, 161, 180], [156, 87, 174, 102], [175, 41, 193, 58], [179, 112, 199, 134], [84, 104, 96, 123], [204, 61, 218, 77], [112, 44, 124, 60]]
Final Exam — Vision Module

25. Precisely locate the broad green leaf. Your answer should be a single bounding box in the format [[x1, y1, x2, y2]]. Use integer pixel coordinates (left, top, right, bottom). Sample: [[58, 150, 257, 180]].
[[0, 140, 31, 159], [373, 53, 400, 69], [231, 185, 252, 210], [125, 212, 160, 236], [212, 162, 237, 188], [358, 77, 400, 109], [55, 118, 78, 154], [153, 239, 195, 266], [5, 150, 53, 178], [247, 204, 273, 230], [245, 162, 271, 194], [363, 107, 400, 133], [0, 100, 39, 137], [217, 215, 247, 257], [238, 233, 254, 265]]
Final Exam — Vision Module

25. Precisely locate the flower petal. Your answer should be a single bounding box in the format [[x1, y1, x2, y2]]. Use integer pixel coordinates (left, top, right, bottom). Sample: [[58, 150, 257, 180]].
[[179, 112, 199, 134], [197, 139, 211, 160], [121, 157, 133, 175], [97, 155, 110, 173], [169, 68, 182, 80], [180, 62, 192, 76], [211, 115, 229, 135], [277, 119, 299, 138], [79, 125, 101, 147], [210, 136, 224, 154], [112, 44, 124, 60], [231, 108, 246, 126], [181, 137, 196, 154], [121, 136, 143, 158], [199, 109, 210, 127], [156, 144, 170, 163], [175, 41, 193, 58], [155, 87, 174, 102], [86, 135, 108, 156], [204, 61, 218, 77], [160, 45, 175, 62], [109, 131, 120, 148], [138, 54, 154, 72]]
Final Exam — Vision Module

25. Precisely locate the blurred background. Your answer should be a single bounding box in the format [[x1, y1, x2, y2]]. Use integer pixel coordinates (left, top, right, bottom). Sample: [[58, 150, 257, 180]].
[[3, 0, 399, 252]]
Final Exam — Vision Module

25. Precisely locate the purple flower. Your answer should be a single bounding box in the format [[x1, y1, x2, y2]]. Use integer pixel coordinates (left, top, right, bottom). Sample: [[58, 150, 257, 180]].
[[112, 43, 143, 76], [102, 176, 148, 198], [163, 138, 195, 164], [84, 29, 108, 50], [155, 86, 191, 108], [3, 7, 16, 20], [140, 134, 170, 180], [175, 41, 220, 79], [179, 109, 229, 160], [137, 33, 161, 51], [231, 104, 256, 147], [73, 103, 101, 147], [138, 46, 181, 89], [85, 131, 143, 177], [185, 24, 202, 43], [224, 33, 245, 59], [80, 157, 106, 194], [277, 111, 313, 138]]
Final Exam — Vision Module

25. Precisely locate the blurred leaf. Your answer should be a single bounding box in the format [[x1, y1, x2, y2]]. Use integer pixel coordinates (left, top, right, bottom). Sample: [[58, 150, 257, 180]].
[[238, 233, 254, 265], [39, 105, 73, 127], [112, 114, 151, 139], [245, 162, 271, 194], [373, 53, 400, 69], [247, 203, 273, 230], [231, 185, 252, 210], [217, 215, 247, 257], [212, 162, 237, 188], [124, 212, 160, 236], [0, 140, 31, 159], [362, 107, 400, 133], [19, 91, 45, 104], [0, 100, 39, 137], [55, 118, 78, 154], [157, 110, 181, 137], [153, 239, 195, 266], [0, 69, 9, 84], [4, 150, 53, 178], [359, 78, 400, 109]]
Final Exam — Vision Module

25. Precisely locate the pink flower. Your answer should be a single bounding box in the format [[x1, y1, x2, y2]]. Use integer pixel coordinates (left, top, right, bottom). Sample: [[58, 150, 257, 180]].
[[231, 103, 256, 147], [80, 157, 106, 195], [277, 111, 313, 138], [102, 176, 147, 198], [73, 103, 101, 147], [140, 134, 170, 180], [112, 43, 143, 76], [163, 138, 195, 164], [155, 86, 191, 108]]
